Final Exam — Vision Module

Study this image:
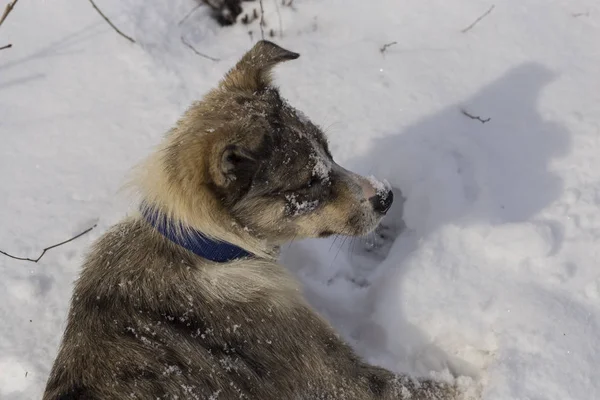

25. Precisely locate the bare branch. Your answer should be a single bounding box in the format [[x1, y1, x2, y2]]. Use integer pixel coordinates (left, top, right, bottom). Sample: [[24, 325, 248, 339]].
[[181, 35, 220, 62], [241, 8, 260, 25], [282, 0, 295, 9], [461, 108, 491, 124], [380, 41, 397, 54], [0, 224, 97, 263], [273, 0, 283, 37], [461, 5, 495, 33], [572, 11, 590, 18], [259, 0, 265, 40], [0, 0, 19, 29], [87, 0, 135, 43], [178, 3, 204, 26], [0, 0, 19, 49]]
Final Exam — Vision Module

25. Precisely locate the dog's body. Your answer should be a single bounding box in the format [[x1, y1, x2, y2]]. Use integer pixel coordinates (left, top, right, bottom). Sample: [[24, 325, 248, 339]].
[[44, 41, 463, 400]]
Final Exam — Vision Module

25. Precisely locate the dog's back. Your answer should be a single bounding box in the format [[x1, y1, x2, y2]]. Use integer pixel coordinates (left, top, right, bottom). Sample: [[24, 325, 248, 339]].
[[44, 219, 410, 399]]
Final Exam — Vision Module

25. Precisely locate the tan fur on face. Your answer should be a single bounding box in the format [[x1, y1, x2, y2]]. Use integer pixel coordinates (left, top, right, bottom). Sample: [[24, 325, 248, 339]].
[[44, 41, 470, 400], [127, 42, 304, 257], [127, 38, 392, 254]]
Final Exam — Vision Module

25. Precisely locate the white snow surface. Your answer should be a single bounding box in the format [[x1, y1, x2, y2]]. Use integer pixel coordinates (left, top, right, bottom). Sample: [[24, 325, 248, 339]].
[[1, 0, 600, 399]]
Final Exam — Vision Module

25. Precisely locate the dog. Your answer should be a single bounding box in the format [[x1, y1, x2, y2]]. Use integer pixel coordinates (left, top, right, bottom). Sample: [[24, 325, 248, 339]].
[[43, 40, 467, 399]]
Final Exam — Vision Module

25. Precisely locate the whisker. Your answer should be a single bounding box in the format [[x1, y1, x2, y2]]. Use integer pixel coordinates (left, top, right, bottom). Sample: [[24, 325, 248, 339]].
[[329, 234, 341, 252], [364, 231, 376, 252], [349, 236, 357, 256], [285, 233, 298, 251], [331, 235, 349, 267], [321, 119, 341, 135]]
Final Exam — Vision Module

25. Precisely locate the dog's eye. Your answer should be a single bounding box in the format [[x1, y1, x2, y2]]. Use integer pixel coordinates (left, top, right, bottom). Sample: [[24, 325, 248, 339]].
[[306, 176, 320, 188]]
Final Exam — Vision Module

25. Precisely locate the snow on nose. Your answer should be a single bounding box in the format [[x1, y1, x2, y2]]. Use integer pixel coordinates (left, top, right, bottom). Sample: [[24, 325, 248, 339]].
[[358, 174, 391, 200]]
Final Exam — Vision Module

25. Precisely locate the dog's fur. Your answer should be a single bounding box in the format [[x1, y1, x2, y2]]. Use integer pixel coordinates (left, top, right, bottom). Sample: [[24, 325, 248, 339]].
[[44, 41, 462, 400]]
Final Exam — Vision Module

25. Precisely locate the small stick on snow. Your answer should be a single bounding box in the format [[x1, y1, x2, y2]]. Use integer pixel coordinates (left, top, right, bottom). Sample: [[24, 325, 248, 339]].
[[181, 35, 220, 62], [380, 41, 397, 54], [0, 0, 19, 50], [0, 0, 19, 29], [273, 0, 283, 37], [282, 0, 296, 11], [0, 224, 97, 263], [572, 11, 590, 18], [87, 0, 136, 44], [178, 3, 204, 26], [461, 108, 491, 124], [259, 0, 265, 40], [461, 4, 495, 33]]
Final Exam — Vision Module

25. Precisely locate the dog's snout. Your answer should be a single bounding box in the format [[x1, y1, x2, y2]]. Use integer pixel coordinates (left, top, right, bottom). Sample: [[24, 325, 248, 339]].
[[369, 190, 393, 215]]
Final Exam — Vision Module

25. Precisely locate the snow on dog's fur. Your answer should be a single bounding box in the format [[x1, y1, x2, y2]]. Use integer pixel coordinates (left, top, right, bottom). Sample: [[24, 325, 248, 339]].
[[43, 41, 471, 399]]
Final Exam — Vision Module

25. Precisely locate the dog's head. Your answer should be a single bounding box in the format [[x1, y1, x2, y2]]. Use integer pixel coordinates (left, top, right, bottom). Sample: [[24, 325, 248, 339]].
[[140, 41, 393, 250]]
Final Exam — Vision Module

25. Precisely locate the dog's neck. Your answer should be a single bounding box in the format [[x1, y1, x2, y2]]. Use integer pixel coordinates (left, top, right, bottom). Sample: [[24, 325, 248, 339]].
[[131, 153, 279, 260], [138, 201, 279, 262], [141, 206, 254, 262]]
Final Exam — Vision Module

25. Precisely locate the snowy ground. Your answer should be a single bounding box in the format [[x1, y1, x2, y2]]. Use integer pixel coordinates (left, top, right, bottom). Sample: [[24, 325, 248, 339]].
[[1, 0, 599, 398]]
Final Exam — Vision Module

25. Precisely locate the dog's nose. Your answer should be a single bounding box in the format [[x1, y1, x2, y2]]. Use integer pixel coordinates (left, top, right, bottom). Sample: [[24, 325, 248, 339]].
[[369, 189, 394, 215]]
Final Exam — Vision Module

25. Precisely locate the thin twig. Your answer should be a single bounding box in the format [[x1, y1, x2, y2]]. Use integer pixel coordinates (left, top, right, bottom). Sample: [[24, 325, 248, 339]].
[[0, 0, 19, 50], [181, 35, 220, 62], [380, 41, 397, 54], [0, 0, 19, 29], [461, 108, 491, 124], [87, 0, 135, 43], [461, 5, 495, 33], [0, 224, 97, 263], [259, 0, 265, 40], [178, 3, 204, 26], [273, 0, 283, 37], [572, 11, 590, 18], [282, 0, 296, 11]]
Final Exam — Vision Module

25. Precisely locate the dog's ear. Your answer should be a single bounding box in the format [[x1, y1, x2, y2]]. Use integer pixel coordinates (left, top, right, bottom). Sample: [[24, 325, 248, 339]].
[[217, 144, 258, 187], [221, 40, 299, 92]]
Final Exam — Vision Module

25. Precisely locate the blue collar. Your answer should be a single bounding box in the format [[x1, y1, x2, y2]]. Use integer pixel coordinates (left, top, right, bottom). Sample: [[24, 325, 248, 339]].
[[141, 206, 253, 263]]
